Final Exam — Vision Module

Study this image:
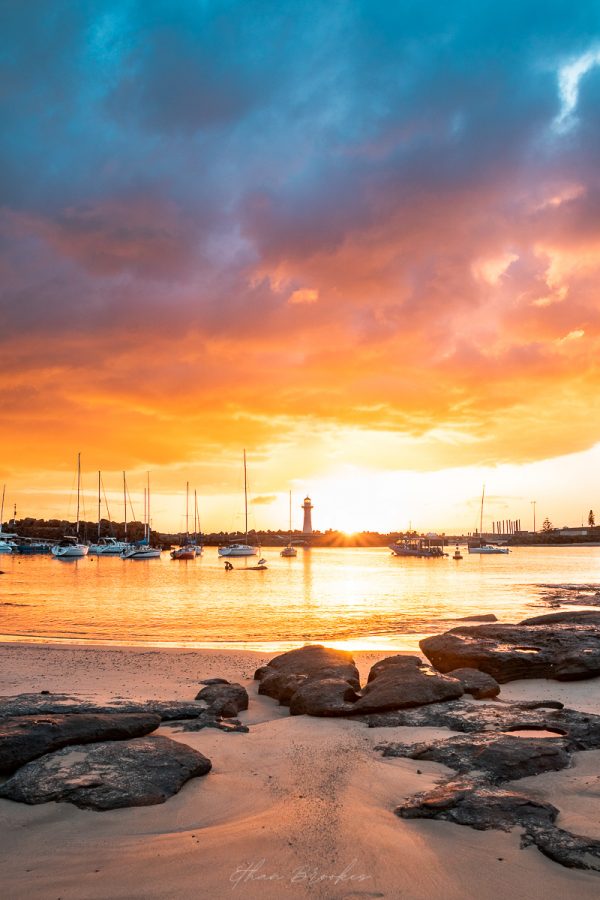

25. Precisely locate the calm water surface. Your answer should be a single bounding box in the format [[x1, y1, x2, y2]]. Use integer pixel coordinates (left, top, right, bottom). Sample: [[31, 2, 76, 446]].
[[0, 546, 598, 651]]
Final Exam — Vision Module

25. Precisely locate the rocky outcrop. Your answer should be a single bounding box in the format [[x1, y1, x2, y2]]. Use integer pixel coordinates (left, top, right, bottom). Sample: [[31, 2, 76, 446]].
[[257, 671, 309, 704], [420, 622, 600, 682], [519, 610, 600, 626], [289, 678, 359, 716], [366, 655, 424, 683], [454, 614, 498, 622], [0, 694, 212, 721], [350, 662, 463, 714], [379, 732, 571, 782], [0, 736, 211, 810], [446, 667, 500, 699], [0, 713, 160, 775], [254, 645, 360, 691], [398, 778, 558, 832], [194, 683, 248, 717]]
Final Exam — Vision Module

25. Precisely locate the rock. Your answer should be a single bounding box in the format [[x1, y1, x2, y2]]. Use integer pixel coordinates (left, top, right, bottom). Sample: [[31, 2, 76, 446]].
[[169, 718, 249, 734], [366, 655, 425, 683], [254, 645, 360, 690], [379, 732, 571, 782], [289, 678, 360, 716], [198, 678, 230, 685], [0, 693, 212, 722], [357, 698, 600, 752], [455, 614, 498, 622], [525, 825, 600, 871], [520, 611, 600, 626], [194, 683, 248, 717], [446, 667, 500, 699], [350, 664, 463, 714], [257, 672, 309, 705], [0, 713, 160, 775], [397, 778, 558, 832], [420, 622, 600, 682], [0, 735, 211, 810]]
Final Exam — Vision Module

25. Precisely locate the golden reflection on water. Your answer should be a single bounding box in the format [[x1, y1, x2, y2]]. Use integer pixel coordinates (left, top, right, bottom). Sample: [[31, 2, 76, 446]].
[[0, 546, 598, 651]]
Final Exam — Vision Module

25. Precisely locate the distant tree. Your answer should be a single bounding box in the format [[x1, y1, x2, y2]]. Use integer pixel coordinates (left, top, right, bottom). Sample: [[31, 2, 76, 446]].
[[589, 510, 595, 527], [542, 517, 554, 532]]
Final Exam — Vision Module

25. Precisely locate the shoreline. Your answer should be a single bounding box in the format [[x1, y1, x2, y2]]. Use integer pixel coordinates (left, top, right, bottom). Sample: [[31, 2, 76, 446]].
[[2, 640, 600, 898]]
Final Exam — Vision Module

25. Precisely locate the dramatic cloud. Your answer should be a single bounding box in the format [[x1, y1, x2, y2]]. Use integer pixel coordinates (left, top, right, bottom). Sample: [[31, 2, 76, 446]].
[[2, 0, 600, 522]]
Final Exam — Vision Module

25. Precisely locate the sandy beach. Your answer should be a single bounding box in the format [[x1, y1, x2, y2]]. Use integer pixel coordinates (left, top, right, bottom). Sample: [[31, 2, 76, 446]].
[[0, 641, 599, 900]]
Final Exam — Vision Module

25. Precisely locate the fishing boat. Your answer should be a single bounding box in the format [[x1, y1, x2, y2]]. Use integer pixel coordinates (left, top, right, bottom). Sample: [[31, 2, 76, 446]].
[[121, 474, 161, 559], [171, 482, 197, 559], [468, 485, 511, 555], [280, 490, 297, 557], [51, 454, 89, 558], [389, 536, 446, 558], [218, 450, 258, 557]]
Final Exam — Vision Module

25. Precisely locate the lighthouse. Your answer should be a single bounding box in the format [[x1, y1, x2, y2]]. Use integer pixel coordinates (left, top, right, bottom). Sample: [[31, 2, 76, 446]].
[[302, 496, 313, 535]]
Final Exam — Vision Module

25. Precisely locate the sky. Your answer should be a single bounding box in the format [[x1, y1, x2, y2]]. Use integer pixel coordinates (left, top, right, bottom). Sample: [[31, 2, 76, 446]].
[[2, 0, 600, 533]]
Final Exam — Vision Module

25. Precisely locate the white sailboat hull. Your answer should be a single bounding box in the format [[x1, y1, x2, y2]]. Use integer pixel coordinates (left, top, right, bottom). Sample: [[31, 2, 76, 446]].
[[218, 544, 258, 557], [0, 542, 13, 554], [51, 544, 89, 558], [121, 547, 162, 559], [468, 546, 510, 554]]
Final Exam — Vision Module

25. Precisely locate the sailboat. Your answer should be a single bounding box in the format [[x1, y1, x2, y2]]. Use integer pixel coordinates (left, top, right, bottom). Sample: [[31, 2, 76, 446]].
[[89, 472, 129, 555], [171, 482, 196, 559], [0, 485, 14, 553], [189, 489, 203, 556], [468, 486, 510, 555], [121, 473, 161, 559], [280, 490, 297, 557], [51, 453, 90, 558], [218, 450, 258, 557]]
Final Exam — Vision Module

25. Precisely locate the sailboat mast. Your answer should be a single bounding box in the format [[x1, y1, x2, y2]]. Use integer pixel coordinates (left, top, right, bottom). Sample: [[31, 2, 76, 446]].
[[289, 490, 292, 534], [147, 472, 151, 543], [243, 449, 248, 541], [97, 471, 101, 541], [186, 481, 189, 540], [76, 452, 81, 540], [194, 489, 197, 544], [480, 484, 485, 538], [0, 484, 5, 535], [123, 472, 127, 542]]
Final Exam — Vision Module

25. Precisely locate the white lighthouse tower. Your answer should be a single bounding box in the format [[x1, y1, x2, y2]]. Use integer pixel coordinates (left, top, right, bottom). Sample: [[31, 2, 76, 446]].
[[302, 496, 313, 535]]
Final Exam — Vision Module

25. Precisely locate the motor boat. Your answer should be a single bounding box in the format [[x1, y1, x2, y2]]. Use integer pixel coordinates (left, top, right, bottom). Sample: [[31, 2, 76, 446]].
[[89, 537, 130, 556], [51, 536, 89, 559], [218, 543, 258, 557], [121, 540, 161, 560], [170, 544, 196, 559], [468, 543, 510, 554]]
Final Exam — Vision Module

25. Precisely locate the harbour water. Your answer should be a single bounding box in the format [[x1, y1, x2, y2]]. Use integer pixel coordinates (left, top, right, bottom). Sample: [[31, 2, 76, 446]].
[[0, 546, 598, 651]]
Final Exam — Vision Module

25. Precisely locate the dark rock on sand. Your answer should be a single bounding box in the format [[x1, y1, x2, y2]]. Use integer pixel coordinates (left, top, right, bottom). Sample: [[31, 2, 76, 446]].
[[350, 662, 463, 714], [446, 667, 500, 699], [289, 678, 360, 717], [195, 683, 248, 717], [397, 774, 600, 871], [0, 735, 211, 810], [379, 732, 571, 782], [359, 699, 600, 752], [0, 694, 212, 722], [366, 655, 425, 683], [254, 645, 360, 690], [0, 713, 160, 775], [258, 671, 310, 705], [397, 778, 558, 832], [420, 622, 600, 682], [198, 678, 230, 686], [169, 717, 249, 734]]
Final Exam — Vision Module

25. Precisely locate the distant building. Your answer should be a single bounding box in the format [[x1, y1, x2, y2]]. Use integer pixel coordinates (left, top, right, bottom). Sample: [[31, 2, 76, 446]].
[[558, 528, 589, 537], [302, 497, 313, 534]]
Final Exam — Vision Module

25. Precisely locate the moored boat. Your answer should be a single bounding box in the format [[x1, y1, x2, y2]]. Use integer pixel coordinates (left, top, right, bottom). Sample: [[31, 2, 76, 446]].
[[280, 490, 297, 557], [218, 450, 258, 558], [389, 536, 446, 558], [51, 453, 89, 559]]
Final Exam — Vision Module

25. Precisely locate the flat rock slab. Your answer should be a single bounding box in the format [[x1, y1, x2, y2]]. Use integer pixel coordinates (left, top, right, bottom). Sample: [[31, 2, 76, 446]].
[[0, 713, 160, 775], [0, 694, 210, 721], [194, 683, 248, 717], [396, 778, 600, 872], [420, 622, 600, 682], [520, 610, 600, 626], [398, 778, 558, 832], [379, 732, 571, 782], [359, 699, 600, 751], [0, 735, 211, 810]]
